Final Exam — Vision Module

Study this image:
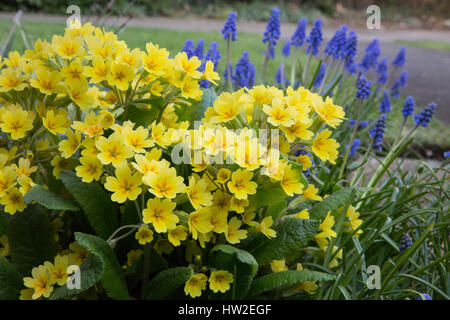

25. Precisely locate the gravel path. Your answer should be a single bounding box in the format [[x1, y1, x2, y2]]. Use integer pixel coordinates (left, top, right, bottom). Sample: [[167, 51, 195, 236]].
[[1, 13, 449, 123]]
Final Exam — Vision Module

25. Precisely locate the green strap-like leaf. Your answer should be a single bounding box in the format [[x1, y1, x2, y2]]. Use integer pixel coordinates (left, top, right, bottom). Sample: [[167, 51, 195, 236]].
[[24, 185, 79, 211], [309, 187, 354, 220], [75, 232, 130, 300], [144, 266, 193, 300], [50, 254, 104, 300], [247, 270, 334, 297], [60, 170, 118, 239], [250, 217, 319, 266], [0, 257, 23, 299], [208, 244, 258, 299], [8, 205, 56, 275]]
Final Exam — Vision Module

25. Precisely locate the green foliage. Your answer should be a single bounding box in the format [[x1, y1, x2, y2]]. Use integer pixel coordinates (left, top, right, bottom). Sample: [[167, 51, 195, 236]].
[[144, 266, 193, 300], [75, 232, 130, 300], [8, 205, 56, 275], [309, 187, 354, 220], [23, 185, 79, 211], [60, 170, 119, 239], [0, 257, 23, 300]]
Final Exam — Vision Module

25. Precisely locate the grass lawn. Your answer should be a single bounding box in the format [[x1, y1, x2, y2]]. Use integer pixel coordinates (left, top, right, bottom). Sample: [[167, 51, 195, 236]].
[[1, 18, 449, 152], [395, 40, 450, 51]]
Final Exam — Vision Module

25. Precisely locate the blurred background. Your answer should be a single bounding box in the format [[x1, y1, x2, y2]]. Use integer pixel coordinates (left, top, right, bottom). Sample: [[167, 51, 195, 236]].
[[0, 0, 449, 155]]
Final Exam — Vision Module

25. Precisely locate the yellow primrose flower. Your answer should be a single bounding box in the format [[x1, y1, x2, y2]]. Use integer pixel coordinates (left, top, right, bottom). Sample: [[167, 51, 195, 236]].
[[314, 211, 337, 249], [68, 242, 89, 266], [95, 133, 134, 167], [229, 196, 249, 213], [150, 80, 163, 96], [51, 34, 84, 59], [270, 259, 288, 273], [180, 76, 202, 101], [0, 187, 26, 214], [202, 61, 220, 85], [75, 155, 103, 183], [208, 91, 241, 123], [313, 96, 345, 128], [211, 189, 231, 215], [59, 129, 81, 158], [50, 155, 73, 179], [296, 154, 312, 171], [257, 216, 277, 238], [0, 108, 33, 140], [343, 205, 363, 236], [104, 165, 142, 203], [43, 109, 71, 135], [150, 122, 171, 148], [61, 58, 87, 87], [280, 121, 314, 143], [174, 52, 202, 79], [168, 225, 188, 246], [187, 176, 213, 209], [132, 154, 169, 176], [0, 235, 10, 257], [154, 239, 174, 255], [216, 168, 231, 184], [188, 207, 213, 240], [44, 255, 70, 286], [143, 42, 172, 75], [142, 197, 178, 233], [143, 165, 186, 199], [210, 209, 228, 234], [135, 226, 154, 245], [262, 98, 298, 127], [23, 265, 53, 300], [126, 249, 143, 267], [81, 138, 100, 158], [0, 68, 28, 92], [184, 273, 207, 298], [65, 81, 94, 111], [312, 129, 339, 164], [3, 51, 21, 69], [303, 184, 323, 201], [30, 68, 64, 95], [209, 270, 233, 293], [227, 169, 257, 200], [280, 165, 304, 196], [13, 158, 37, 177], [84, 54, 110, 83], [295, 208, 310, 219], [122, 125, 154, 153], [107, 61, 135, 91], [225, 217, 247, 244]]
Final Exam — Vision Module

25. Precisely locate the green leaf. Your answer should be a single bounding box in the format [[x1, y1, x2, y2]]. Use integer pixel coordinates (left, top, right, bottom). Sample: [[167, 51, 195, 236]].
[[24, 185, 79, 211], [251, 217, 319, 266], [247, 270, 334, 297], [179, 88, 216, 125], [0, 257, 23, 299], [144, 266, 193, 300], [50, 254, 104, 300], [75, 232, 130, 300], [8, 205, 56, 275], [60, 170, 118, 239], [309, 187, 354, 220], [127, 103, 159, 126], [249, 183, 287, 207], [266, 200, 287, 220], [208, 245, 258, 299]]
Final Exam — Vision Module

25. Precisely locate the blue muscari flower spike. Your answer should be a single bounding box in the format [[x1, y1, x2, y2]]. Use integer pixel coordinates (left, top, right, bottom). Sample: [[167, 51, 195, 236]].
[[376, 57, 388, 85], [306, 19, 323, 56], [379, 91, 391, 113], [325, 24, 347, 59], [392, 46, 406, 67], [350, 119, 369, 130], [345, 61, 358, 74], [281, 41, 291, 57], [402, 96, 415, 118], [399, 233, 413, 252], [204, 42, 222, 69], [313, 62, 326, 88], [262, 7, 281, 59], [419, 293, 432, 300], [414, 103, 436, 127], [291, 18, 307, 47], [444, 151, 450, 158], [182, 39, 195, 59], [356, 74, 372, 100], [346, 138, 361, 158], [222, 12, 237, 41], [235, 51, 255, 88], [295, 147, 314, 174], [369, 114, 386, 151], [194, 39, 204, 60], [342, 30, 358, 63], [275, 65, 286, 85], [391, 70, 409, 97], [359, 38, 380, 73]]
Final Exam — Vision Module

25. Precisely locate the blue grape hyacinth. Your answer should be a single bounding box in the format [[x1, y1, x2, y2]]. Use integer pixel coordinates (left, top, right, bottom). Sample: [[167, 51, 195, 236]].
[[359, 38, 380, 73], [350, 119, 369, 130], [414, 103, 437, 127], [182, 39, 195, 59], [402, 96, 415, 118], [376, 57, 388, 85], [281, 41, 291, 57], [379, 91, 391, 113], [204, 42, 221, 69], [399, 233, 413, 252], [194, 39, 204, 60], [392, 46, 406, 67], [313, 62, 326, 88], [262, 7, 281, 59], [235, 51, 255, 88], [369, 114, 386, 151], [356, 74, 372, 100], [324, 24, 347, 59], [342, 30, 358, 64], [222, 12, 237, 41], [306, 19, 323, 56], [391, 70, 408, 98], [346, 138, 361, 157], [291, 18, 307, 47]]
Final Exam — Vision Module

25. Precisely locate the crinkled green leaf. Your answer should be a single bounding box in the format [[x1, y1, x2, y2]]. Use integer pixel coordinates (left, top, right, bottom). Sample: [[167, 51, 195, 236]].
[[251, 217, 319, 266], [248, 270, 335, 296], [60, 170, 118, 239], [24, 185, 79, 211], [8, 205, 56, 275], [249, 183, 287, 208], [50, 254, 104, 300], [309, 187, 354, 220], [75, 232, 129, 300], [0, 257, 23, 299], [144, 266, 193, 300], [208, 245, 258, 299]]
